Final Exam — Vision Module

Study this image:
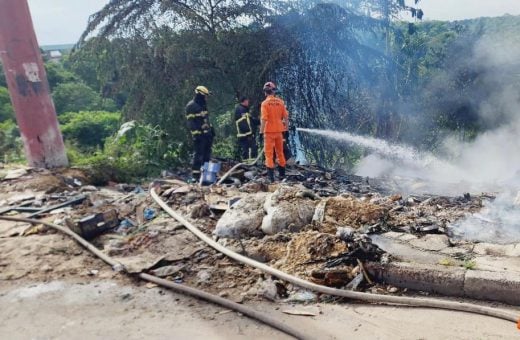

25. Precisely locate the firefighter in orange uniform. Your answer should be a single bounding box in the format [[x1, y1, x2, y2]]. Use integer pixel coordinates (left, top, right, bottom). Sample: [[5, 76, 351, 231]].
[[260, 82, 289, 182]]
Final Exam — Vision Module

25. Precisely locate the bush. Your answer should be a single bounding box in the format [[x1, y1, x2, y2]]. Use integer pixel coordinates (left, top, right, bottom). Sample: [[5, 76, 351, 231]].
[[212, 110, 238, 159], [0, 120, 24, 163], [70, 121, 189, 184], [45, 61, 78, 90], [52, 82, 117, 114], [0, 87, 14, 123], [60, 111, 121, 150]]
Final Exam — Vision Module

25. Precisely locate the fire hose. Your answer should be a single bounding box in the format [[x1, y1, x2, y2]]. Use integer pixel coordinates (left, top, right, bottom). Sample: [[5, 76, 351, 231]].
[[149, 188, 520, 329], [0, 215, 308, 340], [216, 154, 262, 186]]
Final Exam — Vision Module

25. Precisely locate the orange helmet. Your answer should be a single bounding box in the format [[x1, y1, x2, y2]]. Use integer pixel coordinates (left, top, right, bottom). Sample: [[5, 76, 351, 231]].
[[263, 81, 276, 92]]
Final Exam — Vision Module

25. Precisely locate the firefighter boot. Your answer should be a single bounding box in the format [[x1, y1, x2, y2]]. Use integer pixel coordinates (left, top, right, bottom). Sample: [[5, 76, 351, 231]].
[[278, 166, 286, 179], [267, 168, 275, 182]]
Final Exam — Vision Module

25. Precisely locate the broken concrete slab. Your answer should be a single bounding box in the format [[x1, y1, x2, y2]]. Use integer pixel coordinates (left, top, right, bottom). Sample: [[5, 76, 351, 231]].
[[473, 243, 520, 257], [473, 255, 520, 274], [214, 193, 268, 238], [408, 234, 450, 252], [369, 235, 448, 265], [261, 186, 316, 235]]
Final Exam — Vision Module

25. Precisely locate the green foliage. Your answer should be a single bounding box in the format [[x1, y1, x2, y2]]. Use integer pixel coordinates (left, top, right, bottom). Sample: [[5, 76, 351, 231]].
[[0, 120, 23, 163], [60, 111, 121, 150], [45, 61, 78, 90], [0, 87, 14, 122], [52, 82, 117, 114], [71, 122, 188, 184], [463, 260, 477, 270], [212, 110, 237, 159], [0, 63, 6, 87]]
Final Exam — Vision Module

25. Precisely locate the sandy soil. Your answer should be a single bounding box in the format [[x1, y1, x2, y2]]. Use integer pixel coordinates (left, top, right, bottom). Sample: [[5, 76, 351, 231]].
[[1, 279, 519, 340]]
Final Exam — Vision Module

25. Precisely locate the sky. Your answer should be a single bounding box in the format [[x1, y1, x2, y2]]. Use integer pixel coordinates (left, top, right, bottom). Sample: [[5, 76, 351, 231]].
[[27, 0, 520, 45]]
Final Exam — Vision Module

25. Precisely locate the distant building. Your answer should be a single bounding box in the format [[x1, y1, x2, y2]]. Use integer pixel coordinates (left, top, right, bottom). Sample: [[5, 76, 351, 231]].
[[40, 44, 74, 62], [48, 50, 62, 62]]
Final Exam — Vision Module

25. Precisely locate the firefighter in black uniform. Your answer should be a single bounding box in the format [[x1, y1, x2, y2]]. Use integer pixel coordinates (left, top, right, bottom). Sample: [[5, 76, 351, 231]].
[[235, 97, 258, 162], [186, 85, 214, 180]]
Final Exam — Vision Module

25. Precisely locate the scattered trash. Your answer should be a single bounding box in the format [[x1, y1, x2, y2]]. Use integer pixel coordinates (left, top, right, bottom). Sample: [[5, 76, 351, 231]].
[[285, 291, 317, 303], [3, 168, 28, 180], [0, 158, 495, 304], [190, 203, 211, 219], [151, 264, 185, 278], [143, 207, 156, 221], [80, 185, 98, 192], [258, 279, 279, 301], [145, 282, 159, 289], [7, 193, 35, 205], [134, 186, 145, 194], [345, 273, 364, 290], [282, 306, 320, 317], [196, 270, 212, 285], [200, 161, 221, 185], [69, 210, 119, 240], [115, 219, 136, 234], [173, 186, 191, 194]]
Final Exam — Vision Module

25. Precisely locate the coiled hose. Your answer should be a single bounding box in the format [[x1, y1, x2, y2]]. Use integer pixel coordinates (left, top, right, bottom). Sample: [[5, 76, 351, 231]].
[[150, 188, 520, 328], [0, 215, 309, 340]]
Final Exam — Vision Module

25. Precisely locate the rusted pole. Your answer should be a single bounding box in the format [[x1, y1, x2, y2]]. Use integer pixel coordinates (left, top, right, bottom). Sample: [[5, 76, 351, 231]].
[[0, 0, 68, 168]]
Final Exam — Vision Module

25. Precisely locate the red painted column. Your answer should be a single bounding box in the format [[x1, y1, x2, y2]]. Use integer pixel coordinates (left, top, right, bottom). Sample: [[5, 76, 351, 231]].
[[0, 0, 68, 168]]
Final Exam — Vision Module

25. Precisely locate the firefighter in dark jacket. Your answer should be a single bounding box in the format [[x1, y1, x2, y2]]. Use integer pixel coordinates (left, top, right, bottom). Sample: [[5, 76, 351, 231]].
[[235, 97, 258, 162], [186, 85, 214, 180]]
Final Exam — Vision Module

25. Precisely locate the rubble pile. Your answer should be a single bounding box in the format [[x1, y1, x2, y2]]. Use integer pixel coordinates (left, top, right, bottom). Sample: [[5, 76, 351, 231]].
[[0, 163, 493, 302]]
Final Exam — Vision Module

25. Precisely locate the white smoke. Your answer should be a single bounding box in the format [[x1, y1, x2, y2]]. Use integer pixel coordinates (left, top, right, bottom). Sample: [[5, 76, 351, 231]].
[[301, 32, 520, 243]]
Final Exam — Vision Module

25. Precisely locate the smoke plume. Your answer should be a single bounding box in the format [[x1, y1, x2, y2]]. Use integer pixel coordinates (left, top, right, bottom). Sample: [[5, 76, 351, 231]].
[[303, 31, 520, 243]]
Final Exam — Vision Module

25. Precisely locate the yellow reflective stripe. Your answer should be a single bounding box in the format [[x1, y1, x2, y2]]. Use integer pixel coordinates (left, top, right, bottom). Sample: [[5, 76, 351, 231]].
[[187, 111, 209, 119], [236, 114, 252, 137], [191, 130, 211, 136]]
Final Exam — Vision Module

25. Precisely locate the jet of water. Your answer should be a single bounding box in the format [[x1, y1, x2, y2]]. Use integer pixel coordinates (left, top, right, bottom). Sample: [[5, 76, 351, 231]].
[[297, 128, 464, 179]]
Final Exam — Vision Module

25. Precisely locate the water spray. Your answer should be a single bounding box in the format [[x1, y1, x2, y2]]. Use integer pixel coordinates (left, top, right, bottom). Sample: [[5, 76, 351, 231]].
[[297, 128, 464, 178], [297, 127, 520, 244]]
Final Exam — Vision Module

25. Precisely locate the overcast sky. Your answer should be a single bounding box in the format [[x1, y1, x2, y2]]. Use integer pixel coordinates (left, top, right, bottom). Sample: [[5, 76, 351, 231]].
[[27, 0, 520, 45]]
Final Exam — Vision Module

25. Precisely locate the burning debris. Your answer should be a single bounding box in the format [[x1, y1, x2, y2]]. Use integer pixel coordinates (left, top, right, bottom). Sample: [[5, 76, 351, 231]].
[[449, 191, 520, 244], [1, 163, 519, 305]]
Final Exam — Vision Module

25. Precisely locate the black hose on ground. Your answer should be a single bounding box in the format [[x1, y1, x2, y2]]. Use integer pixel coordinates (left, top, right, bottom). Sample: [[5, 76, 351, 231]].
[[0, 215, 309, 340]]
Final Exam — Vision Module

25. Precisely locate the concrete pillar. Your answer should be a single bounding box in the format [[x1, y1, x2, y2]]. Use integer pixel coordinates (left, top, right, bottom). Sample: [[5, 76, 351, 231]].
[[0, 0, 68, 168]]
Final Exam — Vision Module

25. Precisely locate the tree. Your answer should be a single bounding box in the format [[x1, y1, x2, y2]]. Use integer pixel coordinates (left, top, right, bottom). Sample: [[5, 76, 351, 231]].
[[52, 82, 117, 114], [60, 111, 121, 149], [79, 0, 276, 41], [45, 61, 78, 90], [0, 63, 6, 87], [71, 0, 426, 168], [0, 86, 14, 122]]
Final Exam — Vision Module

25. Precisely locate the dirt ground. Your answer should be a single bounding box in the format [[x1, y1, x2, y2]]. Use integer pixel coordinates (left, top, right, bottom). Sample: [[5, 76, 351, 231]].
[[1, 220, 520, 339], [1, 279, 519, 340]]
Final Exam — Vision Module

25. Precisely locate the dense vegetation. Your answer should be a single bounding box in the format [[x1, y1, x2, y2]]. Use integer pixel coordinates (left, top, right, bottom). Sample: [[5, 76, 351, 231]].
[[1, 1, 520, 181]]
